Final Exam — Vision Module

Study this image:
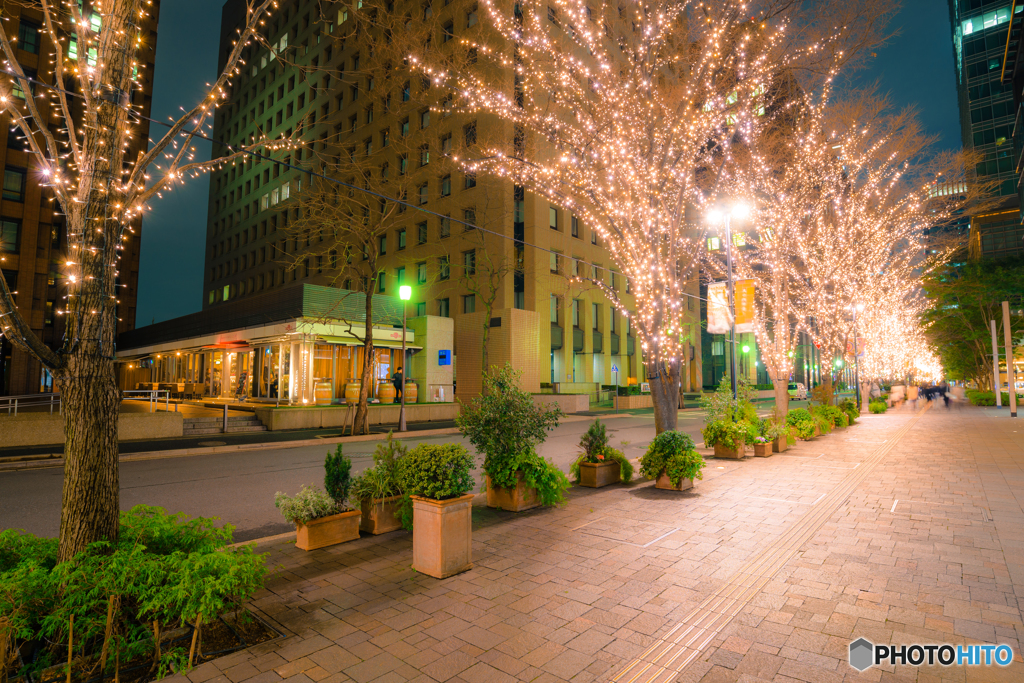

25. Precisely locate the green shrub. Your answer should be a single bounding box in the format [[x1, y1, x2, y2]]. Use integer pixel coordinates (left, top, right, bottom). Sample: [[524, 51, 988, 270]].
[[275, 485, 338, 525], [399, 443, 476, 501], [324, 444, 353, 507], [786, 409, 816, 439], [702, 420, 749, 450], [570, 444, 634, 483], [457, 364, 562, 484], [869, 401, 887, 413], [967, 391, 1012, 406], [639, 431, 705, 487], [516, 450, 572, 505], [0, 506, 265, 679], [808, 405, 833, 434], [351, 431, 407, 504]]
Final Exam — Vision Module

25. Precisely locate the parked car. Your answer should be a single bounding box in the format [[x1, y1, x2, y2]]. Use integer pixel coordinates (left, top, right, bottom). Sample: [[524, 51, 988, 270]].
[[788, 382, 807, 400]]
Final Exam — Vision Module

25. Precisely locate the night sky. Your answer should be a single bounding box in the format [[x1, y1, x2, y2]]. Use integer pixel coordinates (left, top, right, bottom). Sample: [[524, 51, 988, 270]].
[[135, 0, 962, 326]]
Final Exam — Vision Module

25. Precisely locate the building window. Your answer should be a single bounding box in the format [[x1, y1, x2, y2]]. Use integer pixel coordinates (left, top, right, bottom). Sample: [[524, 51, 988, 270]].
[[416, 302, 426, 316], [439, 255, 450, 280], [438, 297, 450, 317], [591, 229, 597, 245], [418, 183, 428, 204], [549, 251, 559, 272], [441, 133, 452, 154], [401, 117, 410, 136], [463, 294, 476, 313], [420, 144, 430, 166], [418, 222, 428, 244], [18, 21, 39, 54], [572, 299, 580, 327], [381, 128, 390, 147], [441, 175, 451, 196], [549, 206, 558, 230], [442, 21, 454, 42], [396, 266, 405, 283], [379, 235, 387, 254], [592, 303, 600, 330], [420, 109, 430, 129], [3, 168, 25, 202], [467, 6, 478, 27], [550, 295, 559, 323], [398, 228, 407, 250], [463, 208, 476, 229], [463, 249, 476, 275], [464, 121, 477, 146], [0, 219, 20, 253], [417, 262, 427, 284], [707, 236, 720, 251], [571, 215, 579, 238], [399, 155, 408, 174], [377, 272, 386, 293], [440, 215, 451, 237], [464, 173, 476, 189]]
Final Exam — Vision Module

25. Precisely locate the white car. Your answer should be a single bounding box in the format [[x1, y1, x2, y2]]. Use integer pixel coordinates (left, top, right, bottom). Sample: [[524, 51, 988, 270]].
[[788, 382, 807, 400]]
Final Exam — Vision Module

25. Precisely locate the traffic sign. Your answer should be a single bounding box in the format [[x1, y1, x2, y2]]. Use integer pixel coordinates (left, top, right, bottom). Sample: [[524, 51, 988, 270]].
[[611, 363, 619, 372]]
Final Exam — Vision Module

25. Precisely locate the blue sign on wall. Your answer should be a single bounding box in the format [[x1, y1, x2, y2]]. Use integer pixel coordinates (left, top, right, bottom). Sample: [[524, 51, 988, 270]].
[[438, 350, 452, 366]]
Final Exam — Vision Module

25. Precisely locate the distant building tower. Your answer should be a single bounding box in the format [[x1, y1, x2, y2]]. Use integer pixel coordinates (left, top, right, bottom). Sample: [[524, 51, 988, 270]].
[[949, 0, 1023, 258]]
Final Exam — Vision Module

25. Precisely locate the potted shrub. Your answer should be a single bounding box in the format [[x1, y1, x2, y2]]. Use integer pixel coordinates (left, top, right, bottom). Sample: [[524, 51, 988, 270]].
[[786, 409, 816, 440], [351, 431, 406, 535], [809, 405, 833, 435], [869, 400, 887, 413], [570, 419, 634, 487], [398, 443, 476, 579], [702, 419, 753, 459], [839, 398, 859, 425], [639, 431, 705, 491], [457, 364, 568, 511], [275, 445, 359, 551]]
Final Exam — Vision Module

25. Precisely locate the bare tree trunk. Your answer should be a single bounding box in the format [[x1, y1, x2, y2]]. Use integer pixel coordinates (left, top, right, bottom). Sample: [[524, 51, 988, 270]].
[[649, 361, 680, 434], [353, 287, 374, 436]]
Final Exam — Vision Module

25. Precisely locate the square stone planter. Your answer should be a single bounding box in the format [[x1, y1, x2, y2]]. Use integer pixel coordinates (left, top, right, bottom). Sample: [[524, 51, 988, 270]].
[[411, 493, 474, 578], [713, 443, 745, 459], [772, 437, 788, 453], [360, 495, 402, 535], [486, 474, 540, 512], [655, 471, 693, 491], [579, 460, 621, 488], [295, 509, 361, 551], [753, 443, 772, 457]]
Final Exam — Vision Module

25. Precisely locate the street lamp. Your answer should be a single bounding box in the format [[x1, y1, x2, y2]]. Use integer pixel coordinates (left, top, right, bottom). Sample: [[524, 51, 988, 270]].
[[707, 203, 748, 399], [398, 285, 412, 432]]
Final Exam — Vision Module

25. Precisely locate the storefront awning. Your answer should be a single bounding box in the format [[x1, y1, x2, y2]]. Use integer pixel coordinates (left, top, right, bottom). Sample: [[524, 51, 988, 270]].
[[319, 336, 422, 350]]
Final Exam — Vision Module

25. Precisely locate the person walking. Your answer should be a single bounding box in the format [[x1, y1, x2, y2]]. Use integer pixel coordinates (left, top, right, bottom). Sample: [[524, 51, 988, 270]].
[[392, 367, 404, 402]]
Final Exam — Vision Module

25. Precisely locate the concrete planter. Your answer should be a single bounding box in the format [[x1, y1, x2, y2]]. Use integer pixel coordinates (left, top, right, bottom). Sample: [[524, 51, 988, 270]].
[[295, 509, 361, 551], [579, 460, 621, 488], [772, 437, 788, 453], [486, 474, 540, 512], [753, 443, 772, 457], [411, 494, 474, 578], [359, 495, 402, 535], [714, 443, 745, 459], [655, 471, 693, 492]]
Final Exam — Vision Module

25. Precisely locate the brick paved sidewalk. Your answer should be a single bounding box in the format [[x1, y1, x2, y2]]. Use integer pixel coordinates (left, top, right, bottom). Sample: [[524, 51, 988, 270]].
[[171, 404, 1024, 683]]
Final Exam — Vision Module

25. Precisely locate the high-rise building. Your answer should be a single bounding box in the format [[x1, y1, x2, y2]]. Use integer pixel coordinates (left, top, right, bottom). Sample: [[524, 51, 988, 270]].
[[0, 4, 158, 395], [1000, 0, 1024, 257], [949, 0, 1024, 258], [187, 0, 703, 401]]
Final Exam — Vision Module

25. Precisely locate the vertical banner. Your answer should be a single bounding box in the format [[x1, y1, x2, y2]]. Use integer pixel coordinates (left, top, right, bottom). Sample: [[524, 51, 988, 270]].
[[735, 280, 755, 333], [707, 282, 732, 334]]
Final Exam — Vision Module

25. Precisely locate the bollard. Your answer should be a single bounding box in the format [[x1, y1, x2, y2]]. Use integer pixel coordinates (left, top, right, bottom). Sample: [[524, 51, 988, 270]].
[[223, 404, 228, 433]]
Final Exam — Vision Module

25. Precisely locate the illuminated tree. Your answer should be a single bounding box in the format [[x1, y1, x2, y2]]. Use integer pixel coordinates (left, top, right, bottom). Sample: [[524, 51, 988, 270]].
[[415, 0, 891, 432], [0, 0, 288, 561]]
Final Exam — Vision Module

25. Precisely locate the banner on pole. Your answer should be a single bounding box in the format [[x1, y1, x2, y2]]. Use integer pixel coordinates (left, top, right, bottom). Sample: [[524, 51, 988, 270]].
[[707, 282, 732, 334], [735, 280, 755, 334]]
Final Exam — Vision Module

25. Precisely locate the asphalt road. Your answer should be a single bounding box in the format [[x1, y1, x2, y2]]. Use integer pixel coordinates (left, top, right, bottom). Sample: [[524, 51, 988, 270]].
[[1, 399, 817, 543]]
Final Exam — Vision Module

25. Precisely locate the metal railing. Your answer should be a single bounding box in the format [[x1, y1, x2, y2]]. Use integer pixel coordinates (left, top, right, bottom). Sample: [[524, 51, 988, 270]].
[[122, 390, 171, 413], [1, 393, 62, 416]]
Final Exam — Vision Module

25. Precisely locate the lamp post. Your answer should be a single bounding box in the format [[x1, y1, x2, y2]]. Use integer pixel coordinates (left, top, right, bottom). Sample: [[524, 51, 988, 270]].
[[707, 203, 748, 399], [399, 285, 412, 432]]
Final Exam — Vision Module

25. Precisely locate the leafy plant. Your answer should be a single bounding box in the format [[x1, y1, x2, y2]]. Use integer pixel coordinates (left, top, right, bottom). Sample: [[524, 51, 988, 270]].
[[275, 485, 338, 525], [786, 409, 816, 439], [869, 401, 887, 413], [397, 443, 477, 529], [351, 431, 407, 504], [0, 507, 266, 681], [570, 444, 634, 483], [702, 419, 752, 450], [579, 420, 609, 459], [517, 450, 572, 506], [639, 431, 705, 487], [456, 364, 562, 483], [324, 444, 353, 508]]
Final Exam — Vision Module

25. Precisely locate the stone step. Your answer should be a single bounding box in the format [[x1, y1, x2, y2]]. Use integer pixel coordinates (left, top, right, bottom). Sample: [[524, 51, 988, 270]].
[[183, 426, 227, 435], [224, 425, 267, 433], [183, 416, 259, 424]]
